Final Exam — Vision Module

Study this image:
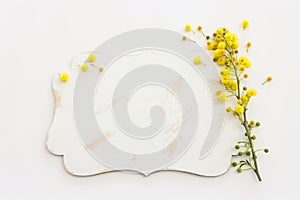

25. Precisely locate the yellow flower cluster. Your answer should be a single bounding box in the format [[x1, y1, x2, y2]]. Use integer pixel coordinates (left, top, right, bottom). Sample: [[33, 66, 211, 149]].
[[238, 56, 251, 71], [220, 68, 238, 91], [204, 27, 255, 96], [206, 28, 243, 75], [189, 20, 270, 181], [77, 53, 105, 73], [207, 28, 239, 53]]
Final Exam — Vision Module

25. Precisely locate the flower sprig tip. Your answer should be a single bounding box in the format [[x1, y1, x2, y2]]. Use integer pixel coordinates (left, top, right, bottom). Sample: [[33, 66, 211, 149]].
[[190, 20, 271, 182]]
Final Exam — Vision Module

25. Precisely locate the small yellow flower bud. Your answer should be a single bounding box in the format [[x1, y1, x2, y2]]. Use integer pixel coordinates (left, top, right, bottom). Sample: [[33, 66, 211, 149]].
[[193, 56, 202, 65], [218, 92, 228, 102], [247, 89, 257, 97], [59, 72, 69, 82], [237, 100, 243, 105], [213, 49, 225, 59], [246, 42, 252, 52], [87, 53, 96, 62], [185, 24, 192, 32], [226, 107, 231, 112], [99, 67, 104, 72], [231, 41, 239, 49], [182, 36, 187, 41], [239, 65, 246, 71], [231, 34, 238, 41], [262, 76, 273, 85], [231, 82, 238, 90], [241, 95, 248, 104], [267, 76, 273, 82], [80, 64, 89, 72], [197, 25, 202, 31], [217, 57, 226, 66], [244, 74, 249, 78], [242, 19, 250, 30], [217, 42, 226, 49]]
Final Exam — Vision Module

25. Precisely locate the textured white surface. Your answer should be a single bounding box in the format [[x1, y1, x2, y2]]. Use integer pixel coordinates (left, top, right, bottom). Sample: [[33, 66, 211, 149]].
[[46, 48, 232, 177], [1, 0, 300, 199]]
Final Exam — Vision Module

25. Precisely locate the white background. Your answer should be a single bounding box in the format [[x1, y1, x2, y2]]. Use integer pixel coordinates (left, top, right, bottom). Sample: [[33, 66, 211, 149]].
[[1, 0, 300, 199]]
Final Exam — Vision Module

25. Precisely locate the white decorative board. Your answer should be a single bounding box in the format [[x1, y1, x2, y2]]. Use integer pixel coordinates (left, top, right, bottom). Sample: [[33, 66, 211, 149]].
[[47, 28, 233, 176]]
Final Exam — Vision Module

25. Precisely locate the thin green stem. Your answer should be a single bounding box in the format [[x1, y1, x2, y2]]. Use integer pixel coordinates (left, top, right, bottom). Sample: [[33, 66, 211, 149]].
[[227, 49, 262, 181], [242, 110, 262, 181]]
